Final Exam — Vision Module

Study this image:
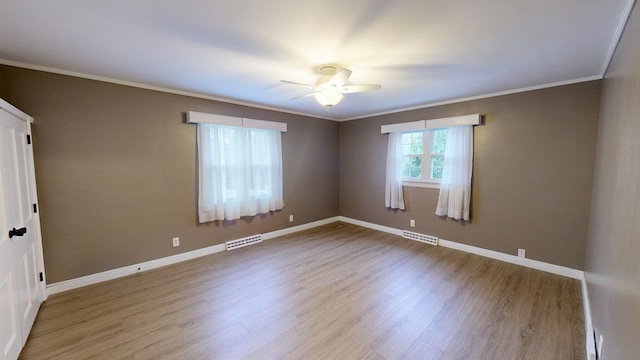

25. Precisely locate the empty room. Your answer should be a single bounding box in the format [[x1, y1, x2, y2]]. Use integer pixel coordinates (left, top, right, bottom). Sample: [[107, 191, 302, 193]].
[[1, 1, 639, 359]]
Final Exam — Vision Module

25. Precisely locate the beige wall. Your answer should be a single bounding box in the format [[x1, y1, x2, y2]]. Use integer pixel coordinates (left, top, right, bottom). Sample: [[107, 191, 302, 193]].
[[2, 12, 636, 354], [0, 65, 339, 283], [585, 2, 640, 359], [0, 63, 603, 282], [339, 81, 601, 270]]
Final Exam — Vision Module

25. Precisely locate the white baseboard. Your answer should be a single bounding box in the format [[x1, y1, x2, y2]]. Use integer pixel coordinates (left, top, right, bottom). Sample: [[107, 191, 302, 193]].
[[582, 274, 597, 360], [262, 216, 340, 240], [337, 216, 583, 279], [47, 216, 341, 295], [438, 239, 583, 279], [47, 243, 227, 295], [46, 214, 594, 359], [337, 216, 592, 360], [47, 215, 584, 285], [336, 216, 402, 236]]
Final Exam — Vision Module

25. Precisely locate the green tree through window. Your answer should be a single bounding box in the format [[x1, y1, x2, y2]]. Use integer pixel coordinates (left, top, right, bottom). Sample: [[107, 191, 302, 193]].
[[401, 129, 447, 182]]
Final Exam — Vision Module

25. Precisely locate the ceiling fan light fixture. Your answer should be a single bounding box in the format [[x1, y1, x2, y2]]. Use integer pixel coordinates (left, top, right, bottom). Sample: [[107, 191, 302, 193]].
[[315, 91, 344, 108], [282, 64, 380, 110]]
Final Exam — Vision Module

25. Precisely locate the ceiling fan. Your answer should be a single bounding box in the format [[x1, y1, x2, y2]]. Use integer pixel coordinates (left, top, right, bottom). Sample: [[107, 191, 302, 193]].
[[281, 64, 381, 109]]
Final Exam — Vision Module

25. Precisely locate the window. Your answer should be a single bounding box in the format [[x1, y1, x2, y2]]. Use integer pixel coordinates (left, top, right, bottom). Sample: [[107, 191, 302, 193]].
[[197, 123, 284, 222], [383, 114, 479, 213], [401, 129, 448, 185]]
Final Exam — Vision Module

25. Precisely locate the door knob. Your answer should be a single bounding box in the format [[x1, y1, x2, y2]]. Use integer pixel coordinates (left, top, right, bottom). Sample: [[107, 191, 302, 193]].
[[8, 227, 27, 238]]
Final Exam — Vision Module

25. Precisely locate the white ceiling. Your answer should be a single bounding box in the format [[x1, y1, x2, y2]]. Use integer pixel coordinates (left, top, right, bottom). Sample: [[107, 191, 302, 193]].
[[0, 0, 633, 121]]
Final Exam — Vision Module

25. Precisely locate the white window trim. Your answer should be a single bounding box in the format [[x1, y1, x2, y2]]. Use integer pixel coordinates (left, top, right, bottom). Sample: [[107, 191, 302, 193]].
[[380, 114, 480, 134], [383, 114, 481, 189], [401, 130, 444, 189], [425, 129, 445, 183], [187, 111, 287, 132], [403, 179, 441, 189], [196, 122, 284, 222]]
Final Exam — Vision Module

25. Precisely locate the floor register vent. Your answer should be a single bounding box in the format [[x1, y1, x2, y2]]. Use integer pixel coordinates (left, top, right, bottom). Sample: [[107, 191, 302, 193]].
[[226, 234, 262, 251], [402, 230, 438, 246]]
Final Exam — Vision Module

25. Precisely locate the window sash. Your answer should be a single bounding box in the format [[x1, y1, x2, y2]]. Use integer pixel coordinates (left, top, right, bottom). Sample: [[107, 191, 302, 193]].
[[197, 123, 284, 222], [401, 129, 446, 183]]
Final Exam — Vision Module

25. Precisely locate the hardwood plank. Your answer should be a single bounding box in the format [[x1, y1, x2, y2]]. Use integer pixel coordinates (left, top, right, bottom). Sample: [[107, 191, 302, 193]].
[[401, 339, 443, 360], [19, 222, 584, 359], [375, 253, 489, 359]]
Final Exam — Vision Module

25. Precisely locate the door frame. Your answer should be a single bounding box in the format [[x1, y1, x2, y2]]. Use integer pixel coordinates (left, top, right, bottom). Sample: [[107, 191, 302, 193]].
[[0, 98, 47, 301]]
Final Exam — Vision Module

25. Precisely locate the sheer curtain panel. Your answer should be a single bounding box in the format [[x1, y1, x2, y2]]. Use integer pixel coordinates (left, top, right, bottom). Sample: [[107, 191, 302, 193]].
[[435, 125, 473, 220], [385, 132, 405, 210], [198, 123, 284, 222]]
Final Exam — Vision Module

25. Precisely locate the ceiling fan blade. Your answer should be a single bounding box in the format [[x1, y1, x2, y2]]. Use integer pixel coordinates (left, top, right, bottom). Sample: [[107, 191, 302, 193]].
[[280, 80, 315, 89], [291, 92, 318, 100], [328, 69, 352, 87], [339, 84, 381, 93]]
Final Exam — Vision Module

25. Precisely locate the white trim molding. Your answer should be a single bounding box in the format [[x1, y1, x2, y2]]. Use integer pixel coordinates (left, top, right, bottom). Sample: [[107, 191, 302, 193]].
[[337, 216, 583, 279], [47, 214, 594, 359], [437, 238, 583, 279], [187, 111, 287, 132], [262, 216, 339, 240], [337, 216, 402, 236], [337, 216, 592, 359], [0, 58, 338, 122], [0, 58, 606, 123], [582, 275, 597, 360], [380, 120, 425, 134], [0, 98, 33, 123], [344, 76, 601, 122], [47, 244, 226, 295], [425, 114, 481, 130], [46, 217, 339, 295], [47, 214, 584, 286], [601, 0, 637, 76], [381, 114, 481, 134]]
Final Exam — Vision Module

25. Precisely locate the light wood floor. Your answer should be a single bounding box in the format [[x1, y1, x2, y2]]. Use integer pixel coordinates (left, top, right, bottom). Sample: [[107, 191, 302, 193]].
[[20, 222, 585, 359]]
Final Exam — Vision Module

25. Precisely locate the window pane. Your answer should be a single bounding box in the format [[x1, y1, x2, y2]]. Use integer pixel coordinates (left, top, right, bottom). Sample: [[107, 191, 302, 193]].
[[401, 132, 424, 155], [401, 133, 412, 145], [402, 144, 412, 155], [198, 123, 284, 222], [402, 155, 421, 178], [431, 154, 444, 179], [411, 139, 423, 154], [433, 129, 447, 154], [402, 162, 411, 178]]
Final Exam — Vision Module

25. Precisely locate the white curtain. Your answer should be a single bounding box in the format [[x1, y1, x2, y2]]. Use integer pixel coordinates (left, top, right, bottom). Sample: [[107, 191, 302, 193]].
[[385, 132, 405, 210], [198, 123, 284, 222], [435, 125, 473, 220]]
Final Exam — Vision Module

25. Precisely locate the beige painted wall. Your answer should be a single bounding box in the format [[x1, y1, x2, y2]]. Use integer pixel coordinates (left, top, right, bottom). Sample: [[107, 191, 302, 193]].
[[0, 63, 603, 282], [339, 81, 601, 270], [0, 65, 339, 283], [585, 2, 640, 359]]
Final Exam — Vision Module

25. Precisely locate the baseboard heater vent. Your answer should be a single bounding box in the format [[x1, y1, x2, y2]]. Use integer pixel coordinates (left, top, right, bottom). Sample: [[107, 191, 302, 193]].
[[402, 230, 438, 246], [226, 234, 262, 251]]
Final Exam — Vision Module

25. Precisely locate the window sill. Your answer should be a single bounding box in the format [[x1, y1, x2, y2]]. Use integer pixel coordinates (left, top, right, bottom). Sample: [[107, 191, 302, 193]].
[[403, 180, 440, 189]]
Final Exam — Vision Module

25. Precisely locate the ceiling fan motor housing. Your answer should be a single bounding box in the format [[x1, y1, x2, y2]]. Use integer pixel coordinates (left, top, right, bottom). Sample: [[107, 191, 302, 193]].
[[316, 64, 340, 76], [281, 64, 380, 109]]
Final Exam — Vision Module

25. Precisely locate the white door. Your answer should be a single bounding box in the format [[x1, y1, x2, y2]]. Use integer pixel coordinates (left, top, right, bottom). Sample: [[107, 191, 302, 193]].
[[0, 103, 45, 360]]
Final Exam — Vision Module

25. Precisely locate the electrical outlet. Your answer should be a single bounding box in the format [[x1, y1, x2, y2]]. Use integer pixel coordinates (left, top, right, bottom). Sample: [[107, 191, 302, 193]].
[[172, 237, 180, 247], [518, 248, 525, 258], [289, 215, 294, 222], [410, 219, 415, 227]]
